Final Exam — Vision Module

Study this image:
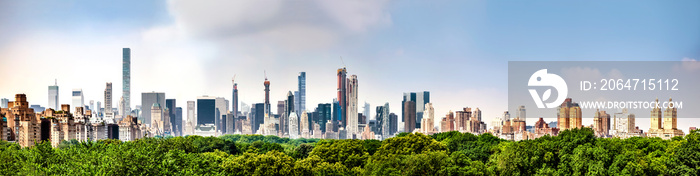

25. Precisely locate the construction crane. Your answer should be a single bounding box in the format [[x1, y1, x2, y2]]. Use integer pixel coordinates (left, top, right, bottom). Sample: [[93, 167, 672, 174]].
[[232, 74, 236, 84], [340, 56, 346, 68]]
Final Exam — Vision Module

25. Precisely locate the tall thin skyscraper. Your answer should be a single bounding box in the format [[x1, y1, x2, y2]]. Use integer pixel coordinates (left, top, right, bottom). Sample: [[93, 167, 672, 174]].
[[379, 103, 390, 138], [232, 80, 238, 120], [122, 48, 131, 115], [517, 105, 526, 120], [48, 79, 59, 110], [337, 67, 347, 128], [104, 83, 113, 119], [72, 89, 84, 112], [363, 102, 370, 121], [215, 97, 228, 133], [347, 75, 358, 138], [166, 99, 178, 135], [264, 75, 271, 117], [298, 72, 306, 115]]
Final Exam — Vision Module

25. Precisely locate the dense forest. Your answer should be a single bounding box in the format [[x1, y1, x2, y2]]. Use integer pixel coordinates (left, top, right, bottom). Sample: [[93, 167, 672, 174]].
[[1, 128, 699, 175]]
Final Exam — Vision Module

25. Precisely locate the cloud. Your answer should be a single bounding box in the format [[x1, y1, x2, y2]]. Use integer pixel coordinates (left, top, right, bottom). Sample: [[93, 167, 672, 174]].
[[680, 57, 700, 72], [165, 0, 391, 51]]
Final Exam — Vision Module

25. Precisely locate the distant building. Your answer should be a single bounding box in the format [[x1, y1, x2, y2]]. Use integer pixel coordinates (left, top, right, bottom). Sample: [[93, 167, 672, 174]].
[[72, 89, 84, 114], [298, 72, 306, 118], [610, 108, 642, 138], [215, 97, 228, 134], [593, 109, 611, 137], [378, 103, 391, 138], [251, 103, 265, 133], [403, 101, 416, 133], [337, 68, 347, 129], [166, 99, 178, 135], [402, 91, 429, 129], [48, 80, 59, 110], [420, 103, 435, 134], [104, 83, 113, 120], [288, 112, 299, 139], [558, 98, 582, 131], [346, 75, 358, 139], [185, 101, 196, 135], [118, 115, 141, 141], [141, 92, 166, 125], [197, 96, 217, 135], [647, 98, 684, 139], [122, 48, 131, 119]]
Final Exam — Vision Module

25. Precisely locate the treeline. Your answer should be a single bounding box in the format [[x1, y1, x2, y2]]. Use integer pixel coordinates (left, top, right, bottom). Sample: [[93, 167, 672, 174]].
[[0, 128, 699, 175]]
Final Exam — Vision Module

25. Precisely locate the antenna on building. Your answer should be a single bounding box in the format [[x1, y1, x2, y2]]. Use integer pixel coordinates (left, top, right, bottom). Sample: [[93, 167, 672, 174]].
[[55, 79, 57, 85], [264, 70, 267, 81], [340, 56, 346, 68], [232, 74, 236, 84]]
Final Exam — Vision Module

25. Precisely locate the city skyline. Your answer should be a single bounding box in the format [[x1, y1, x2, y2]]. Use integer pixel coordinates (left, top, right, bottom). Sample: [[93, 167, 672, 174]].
[[1, 1, 699, 133]]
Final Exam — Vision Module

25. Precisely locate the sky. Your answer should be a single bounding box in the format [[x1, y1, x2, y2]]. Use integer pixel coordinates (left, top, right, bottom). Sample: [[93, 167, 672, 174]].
[[0, 0, 699, 132]]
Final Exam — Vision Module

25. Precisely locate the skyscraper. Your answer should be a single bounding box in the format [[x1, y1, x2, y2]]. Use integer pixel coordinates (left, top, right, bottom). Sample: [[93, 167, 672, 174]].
[[141, 92, 166, 125], [288, 112, 299, 139], [176, 107, 182, 136], [48, 80, 59, 110], [252, 103, 265, 133], [363, 102, 370, 121], [337, 67, 347, 129], [186, 101, 196, 135], [197, 96, 216, 126], [378, 103, 391, 138], [558, 98, 582, 130], [72, 89, 84, 113], [284, 91, 294, 135], [232, 81, 238, 121], [166, 99, 178, 135], [517, 105, 526, 120], [316, 103, 331, 133], [402, 91, 430, 129], [298, 72, 306, 116], [214, 97, 229, 133], [264, 75, 271, 117], [403, 101, 416, 133], [105, 83, 113, 120], [346, 75, 358, 138], [122, 48, 131, 116], [0, 98, 9, 108]]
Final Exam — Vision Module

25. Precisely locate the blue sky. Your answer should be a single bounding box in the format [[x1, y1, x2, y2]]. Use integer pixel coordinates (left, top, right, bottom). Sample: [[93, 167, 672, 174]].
[[0, 0, 698, 130]]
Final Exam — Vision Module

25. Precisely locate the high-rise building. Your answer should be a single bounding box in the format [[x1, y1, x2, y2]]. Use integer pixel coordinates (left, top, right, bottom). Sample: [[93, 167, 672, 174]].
[[166, 99, 178, 135], [402, 91, 430, 129], [346, 75, 358, 138], [277, 100, 286, 135], [104, 83, 113, 120], [0, 98, 9, 108], [593, 109, 610, 137], [517, 106, 526, 120], [175, 107, 182, 136], [288, 112, 299, 139], [186, 101, 196, 135], [283, 92, 295, 135], [48, 80, 59, 110], [363, 102, 370, 121], [141, 92, 166, 125], [264, 76, 271, 117], [232, 81, 238, 122], [337, 67, 347, 129], [390, 113, 398, 135], [421, 103, 435, 134], [294, 91, 300, 116], [252, 103, 265, 134], [197, 96, 216, 127], [316, 103, 331, 133], [610, 108, 638, 138], [648, 98, 684, 139], [378, 103, 391, 138], [96, 101, 102, 117], [72, 89, 84, 113], [557, 98, 582, 130], [122, 48, 131, 117], [403, 101, 416, 133], [215, 97, 228, 133], [298, 72, 306, 117]]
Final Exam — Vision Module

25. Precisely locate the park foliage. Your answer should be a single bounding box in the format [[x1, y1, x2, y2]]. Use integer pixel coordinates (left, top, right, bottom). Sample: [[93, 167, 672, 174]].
[[1, 128, 699, 175]]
